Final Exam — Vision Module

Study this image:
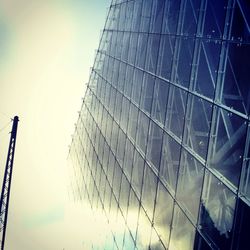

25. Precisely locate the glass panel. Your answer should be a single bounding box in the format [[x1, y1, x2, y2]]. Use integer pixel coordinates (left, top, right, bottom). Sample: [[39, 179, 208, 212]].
[[160, 133, 181, 193], [240, 142, 250, 201], [230, 0, 250, 42], [140, 73, 155, 115], [123, 138, 135, 181], [128, 33, 138, 65], [136, 111, 150, 155], [175, 37, 195, 88], [131, 68, 143, 106], [151, 78, 169, 125], [107, 151, 115, 184], [183, 95, 213, 160], [154, 181, 173, 249], [132, 149, 145, 198], [127, 104, 139, 142], [232, 198, 250, 249], [199, 171, 236, 249], [111, 121, 119, 153], [119, 174, 130, 217], [114, 91, 122, 123], [124, 64, 134, 99], [116, 129, 126, 165], [207, 107, 247, 188], [104, 82, 111, 108], [193, 233, 212, 250], [121, 32, 130, 62], [123, 227, 135, 249], [109, 87, 116, 117], [146, 121, 164, 172], [127, 188, 140, 241], [195, 40, 221, 99], [150, 0, 165, 33], [150, 229, 166, 250], [112, 162, 122, 201], [165, 85, 188, 140], [203, 0, 227, 39], [115, 31, 123, 59], [142, 164, 158, 220], [105, 114, 113, 146], [169, 205, 196, 250], [120, 96, 130, 133], [140, 0, 153, 32], [162, 0, 181, 34], [157, 35, 175, 80], [104, 181, 112, 212], [125, 1, 134, 32], [131, 0, 142, 32], [117, 62, 126, 93], [182, 0, 201, 36], [176, 149, 205, 223], [145, 34, 160, 74], [221, 43, 250, 116], [136, 208, 152, 249], [135, 33, 148, 69]]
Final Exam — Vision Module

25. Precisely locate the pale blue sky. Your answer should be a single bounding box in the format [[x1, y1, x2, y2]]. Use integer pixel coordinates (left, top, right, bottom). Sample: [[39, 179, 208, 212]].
[[0, 1, 110, 249]]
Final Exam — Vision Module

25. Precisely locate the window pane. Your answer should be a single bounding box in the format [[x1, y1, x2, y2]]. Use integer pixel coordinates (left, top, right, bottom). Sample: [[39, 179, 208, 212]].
[[157, 35, 175, 80], [140, 73, 155, 115], [127, 188, 140, 240], [162, 0, 181, 34], [127, 104, 139, 142], [203, 0, 227, 39], [142, 164, 158, 220], [169, 205, 196, 250], [136, 111, 150, 155], [132, 68, 143, 105], [145, 34, 160, 74], [220, 43, 250, 116], [147, 121, 163, 172], [182, 0, 201, 36], [160, 133, 181, 193], [165, 86, 188, 140], [195, 40, 221, 99], [199, 171, 236, 249], [230, 0, 250, 42], [232, 198, 250, 249], [151, 78, 169, 125], [154, 181, 173, 248], [207, 107, 247, 188], [174, 37, 195, 88], [176, 149, 205, 223], [132, 150, 145, 198], [150, 0, 165, 33], [183, 95, 213, 160], [123, 138, 135, 181]]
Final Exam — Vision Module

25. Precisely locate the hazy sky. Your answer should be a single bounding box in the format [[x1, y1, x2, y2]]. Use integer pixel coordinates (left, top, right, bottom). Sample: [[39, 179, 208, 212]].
[[0, 1, 109, 249]]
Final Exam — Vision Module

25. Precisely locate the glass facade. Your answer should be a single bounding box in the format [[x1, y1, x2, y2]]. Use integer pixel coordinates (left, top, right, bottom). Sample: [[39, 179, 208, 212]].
[[68, 0, 250, 249]]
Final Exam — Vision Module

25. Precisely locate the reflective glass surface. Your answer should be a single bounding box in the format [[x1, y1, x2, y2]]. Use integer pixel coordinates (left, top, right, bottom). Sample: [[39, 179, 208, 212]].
[[69, 1, 250, 249]]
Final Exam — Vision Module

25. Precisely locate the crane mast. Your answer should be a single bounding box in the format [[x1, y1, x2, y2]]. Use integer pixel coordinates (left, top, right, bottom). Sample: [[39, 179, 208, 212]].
[[0, 116, 19, 250]]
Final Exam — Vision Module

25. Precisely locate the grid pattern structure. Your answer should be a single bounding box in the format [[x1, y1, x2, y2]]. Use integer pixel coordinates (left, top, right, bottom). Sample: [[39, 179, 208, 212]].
[[68, 0, 250, 249]]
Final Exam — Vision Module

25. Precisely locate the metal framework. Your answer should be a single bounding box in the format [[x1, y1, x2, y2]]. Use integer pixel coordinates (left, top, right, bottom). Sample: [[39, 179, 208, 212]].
[[0, 116, 19, 250]]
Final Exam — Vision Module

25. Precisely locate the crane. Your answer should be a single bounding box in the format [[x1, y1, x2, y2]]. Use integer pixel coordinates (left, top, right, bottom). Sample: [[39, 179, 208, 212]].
[[0, 116, 19, 250]]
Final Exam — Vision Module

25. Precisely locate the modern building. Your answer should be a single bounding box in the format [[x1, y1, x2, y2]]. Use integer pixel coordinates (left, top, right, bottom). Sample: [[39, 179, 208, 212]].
[[68, 0, 250, 249]]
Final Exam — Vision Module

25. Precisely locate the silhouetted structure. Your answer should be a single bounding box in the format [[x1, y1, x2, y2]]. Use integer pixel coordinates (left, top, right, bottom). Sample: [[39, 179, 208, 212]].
[[0, 116, 19, 250]]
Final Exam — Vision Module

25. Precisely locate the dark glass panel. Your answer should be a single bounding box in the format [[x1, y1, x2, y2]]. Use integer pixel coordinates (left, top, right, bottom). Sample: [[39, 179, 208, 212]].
[[199, 172, 236, 250]]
